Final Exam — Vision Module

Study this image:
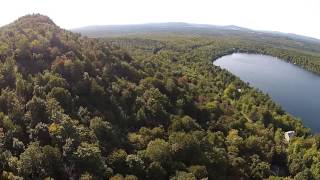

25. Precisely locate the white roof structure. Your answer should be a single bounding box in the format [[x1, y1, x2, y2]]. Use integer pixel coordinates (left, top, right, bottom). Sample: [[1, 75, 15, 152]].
[[284, 131, 295, 142]]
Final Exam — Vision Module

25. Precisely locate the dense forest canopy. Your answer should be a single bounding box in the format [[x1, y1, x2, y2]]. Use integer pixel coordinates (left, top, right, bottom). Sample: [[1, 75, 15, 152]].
[[75, 22, 320, 75], [0, 14, 319, 180]]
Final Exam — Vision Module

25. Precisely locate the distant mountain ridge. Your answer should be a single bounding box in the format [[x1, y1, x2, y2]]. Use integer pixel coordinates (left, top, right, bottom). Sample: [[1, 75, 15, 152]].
[[262, 30, 320, 44], [72, 22, 253, 36], [72, 22, 320, 56], [73, 22, 249, 31], [72, 22, 319, 42]]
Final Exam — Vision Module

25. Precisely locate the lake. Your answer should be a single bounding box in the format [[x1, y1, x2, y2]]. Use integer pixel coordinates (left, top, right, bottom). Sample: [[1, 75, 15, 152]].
[[213, 53, 320, 132]]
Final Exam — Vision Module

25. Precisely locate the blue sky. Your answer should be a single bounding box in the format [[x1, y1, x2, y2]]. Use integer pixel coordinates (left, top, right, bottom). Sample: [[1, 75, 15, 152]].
[[1, 0, 319, 39]]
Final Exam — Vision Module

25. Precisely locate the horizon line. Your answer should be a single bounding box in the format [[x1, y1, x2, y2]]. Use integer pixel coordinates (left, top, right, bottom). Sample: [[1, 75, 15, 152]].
[[70, 21, 320, 41]]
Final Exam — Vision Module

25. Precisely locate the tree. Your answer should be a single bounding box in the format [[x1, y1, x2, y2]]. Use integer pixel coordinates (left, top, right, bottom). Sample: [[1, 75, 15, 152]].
[[26, 96, 49, 127], [170, 171, 196, 180], [29, 122, 51, 145], [126, 154, 145, 177], [311, 162, 320, 179], [249, 155, 271, 179], [90, 117, 116, 152], [73, 142, 105, 176], [48, 87, 72, 112], [294, 169, 313, 180], [107, 149, 128, 174], [136, 88, 169, 126], [17, 142, 64, 179], [187, 165, 208, 179], [78, 106, 90, 125], [0, 89, 24, 123], [145, 139, 171, 163], [17, 142, 44, 178], [169, 132, 201, 165], [124, 175, 138, 180], [223, 83, 239, 100], [147, 162, 167, 180], [0, 59, 17, 89], [42, 145, 64, 179], [169, 116, 200, 133]]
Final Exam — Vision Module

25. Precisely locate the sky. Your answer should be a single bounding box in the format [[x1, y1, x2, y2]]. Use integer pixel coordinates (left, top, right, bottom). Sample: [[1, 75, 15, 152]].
[[0, 0, 319, 39]]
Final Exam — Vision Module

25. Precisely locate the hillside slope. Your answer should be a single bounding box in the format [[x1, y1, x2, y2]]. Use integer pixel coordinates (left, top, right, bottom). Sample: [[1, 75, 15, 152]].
[[0, 14, 318, 179]]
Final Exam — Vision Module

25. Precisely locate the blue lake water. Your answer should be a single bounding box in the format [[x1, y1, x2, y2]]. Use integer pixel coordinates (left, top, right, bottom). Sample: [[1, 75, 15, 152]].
[[214, 53, 320, 132]]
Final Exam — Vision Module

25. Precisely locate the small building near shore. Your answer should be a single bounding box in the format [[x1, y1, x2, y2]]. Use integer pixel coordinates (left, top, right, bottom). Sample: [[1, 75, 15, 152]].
[[284, 131, 295, 142]]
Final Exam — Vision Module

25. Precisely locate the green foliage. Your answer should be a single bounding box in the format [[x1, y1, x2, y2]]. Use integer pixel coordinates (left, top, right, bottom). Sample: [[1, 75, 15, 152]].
[[187, 165, 208, 179], [169, 132, 202, 165], [126, 154, 145, 177], [145, 139, 171, 163], [135, 87, 169, 126], [0, 14, 318, 179], [17, 143, 63, 179], [107, 149, 128, 174], [223, 83, 239, 99], [73, 142, 104, 175], [17, 142, 44, 178], [169, 116, 200, 132], [147, 161, 167, 180], [170, 171, 196, 180]]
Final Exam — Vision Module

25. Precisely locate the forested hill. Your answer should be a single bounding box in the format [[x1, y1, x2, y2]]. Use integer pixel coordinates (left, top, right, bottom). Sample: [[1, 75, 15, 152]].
[[0, 14, 319, 179], [73, 22, 320, 55], [74, 22, 320, 76]]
